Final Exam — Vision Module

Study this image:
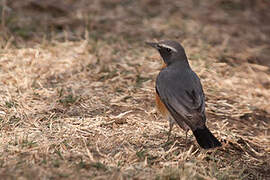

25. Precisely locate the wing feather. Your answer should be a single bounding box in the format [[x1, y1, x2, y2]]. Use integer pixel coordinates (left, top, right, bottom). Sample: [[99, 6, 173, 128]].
[[156, 68, 206, 130]]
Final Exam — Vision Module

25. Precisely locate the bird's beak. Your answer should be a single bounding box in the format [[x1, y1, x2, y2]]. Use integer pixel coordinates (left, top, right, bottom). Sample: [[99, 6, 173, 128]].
[[145, 42, 160, 49]]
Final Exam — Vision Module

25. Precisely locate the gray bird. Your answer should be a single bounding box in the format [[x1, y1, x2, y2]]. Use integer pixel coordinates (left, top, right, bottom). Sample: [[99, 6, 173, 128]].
[[146, 40, 222, 149]]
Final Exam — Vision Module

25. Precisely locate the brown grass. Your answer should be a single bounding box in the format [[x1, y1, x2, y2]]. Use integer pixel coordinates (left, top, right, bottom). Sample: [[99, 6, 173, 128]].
[[0, 0, 270, 179]]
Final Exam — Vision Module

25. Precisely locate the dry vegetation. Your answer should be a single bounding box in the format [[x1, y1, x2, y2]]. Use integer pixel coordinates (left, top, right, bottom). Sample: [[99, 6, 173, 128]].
[[0, 0, 270, 179]]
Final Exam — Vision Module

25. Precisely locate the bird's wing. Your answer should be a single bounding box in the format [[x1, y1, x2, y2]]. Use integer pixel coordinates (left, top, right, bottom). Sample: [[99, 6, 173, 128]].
[[156, 69, 206, 131]]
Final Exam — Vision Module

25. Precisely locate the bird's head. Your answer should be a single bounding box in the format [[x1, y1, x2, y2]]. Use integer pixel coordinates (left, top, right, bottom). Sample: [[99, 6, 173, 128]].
[[146, 40, 188, 66]]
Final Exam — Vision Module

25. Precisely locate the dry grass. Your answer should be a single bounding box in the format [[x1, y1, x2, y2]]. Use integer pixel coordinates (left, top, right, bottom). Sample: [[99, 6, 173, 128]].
[[0, 0, 270, 179]]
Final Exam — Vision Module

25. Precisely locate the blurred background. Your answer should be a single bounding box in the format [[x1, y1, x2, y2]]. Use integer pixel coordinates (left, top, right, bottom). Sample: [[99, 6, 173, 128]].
[[1, 0, 270, 67]]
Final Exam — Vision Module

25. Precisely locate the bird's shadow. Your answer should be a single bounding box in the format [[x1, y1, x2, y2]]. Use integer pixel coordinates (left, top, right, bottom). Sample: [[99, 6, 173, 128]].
[[161, 135, 194, 151], [142, 132, 194, 152]]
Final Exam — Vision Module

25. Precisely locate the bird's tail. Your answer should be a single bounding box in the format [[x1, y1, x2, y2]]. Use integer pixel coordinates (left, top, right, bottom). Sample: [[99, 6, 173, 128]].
[[193, 125, 222, 149]]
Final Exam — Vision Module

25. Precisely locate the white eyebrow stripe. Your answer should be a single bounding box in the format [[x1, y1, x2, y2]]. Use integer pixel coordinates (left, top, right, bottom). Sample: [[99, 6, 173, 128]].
[[159, 44, 177, 52]]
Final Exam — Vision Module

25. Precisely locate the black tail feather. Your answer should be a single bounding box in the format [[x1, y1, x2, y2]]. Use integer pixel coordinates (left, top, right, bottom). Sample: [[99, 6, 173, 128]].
[[193, 126, 222, 149]]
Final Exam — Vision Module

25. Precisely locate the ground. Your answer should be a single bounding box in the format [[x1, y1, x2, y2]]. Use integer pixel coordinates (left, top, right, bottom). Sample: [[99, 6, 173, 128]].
[[0, 0, 269, 179]]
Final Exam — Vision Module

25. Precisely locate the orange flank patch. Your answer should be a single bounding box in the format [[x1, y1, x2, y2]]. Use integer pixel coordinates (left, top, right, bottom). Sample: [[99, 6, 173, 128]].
[[155, 92, 169, 117], [155, 61, 169, 116], [161, 62, 167, 69]]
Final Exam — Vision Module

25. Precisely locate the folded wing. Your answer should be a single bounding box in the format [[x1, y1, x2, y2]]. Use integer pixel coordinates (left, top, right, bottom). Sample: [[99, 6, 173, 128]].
[[156, 68, 206, 131]]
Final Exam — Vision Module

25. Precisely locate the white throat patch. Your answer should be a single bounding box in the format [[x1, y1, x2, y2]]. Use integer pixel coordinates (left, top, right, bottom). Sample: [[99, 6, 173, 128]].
[[159, 44, 177, 52]]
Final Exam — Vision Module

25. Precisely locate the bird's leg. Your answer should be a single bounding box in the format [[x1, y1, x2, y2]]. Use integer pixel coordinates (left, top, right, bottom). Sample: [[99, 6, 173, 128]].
[[185, 130, 188, 144], [167, 117, 174, 142], [184, 129, 189, 147]]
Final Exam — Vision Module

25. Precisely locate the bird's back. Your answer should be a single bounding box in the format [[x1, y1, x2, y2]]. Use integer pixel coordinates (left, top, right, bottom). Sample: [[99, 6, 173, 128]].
[[156, 62, 206, 130], [157, 63, 204, 103]]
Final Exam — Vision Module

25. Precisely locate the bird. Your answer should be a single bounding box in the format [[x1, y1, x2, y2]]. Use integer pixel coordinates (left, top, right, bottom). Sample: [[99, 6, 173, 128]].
[[146, 40, 222, 149]]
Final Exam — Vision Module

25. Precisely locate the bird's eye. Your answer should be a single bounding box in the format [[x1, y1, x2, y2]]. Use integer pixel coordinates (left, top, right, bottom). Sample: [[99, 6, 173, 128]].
[[166, 48, 172, 53]]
